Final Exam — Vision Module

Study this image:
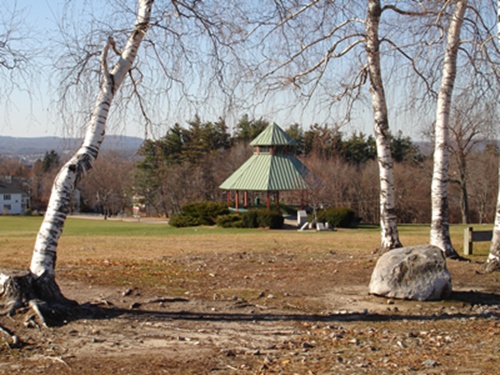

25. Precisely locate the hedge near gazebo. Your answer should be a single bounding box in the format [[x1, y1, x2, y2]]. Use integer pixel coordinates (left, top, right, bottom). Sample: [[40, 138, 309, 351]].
[[220, 123, 314, 211]]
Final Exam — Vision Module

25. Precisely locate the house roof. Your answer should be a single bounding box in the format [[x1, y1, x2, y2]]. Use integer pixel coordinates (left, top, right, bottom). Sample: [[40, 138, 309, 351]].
[[250, 122, 296, 147], [0, 182, 27, 195], [219, 154, 311, 191]]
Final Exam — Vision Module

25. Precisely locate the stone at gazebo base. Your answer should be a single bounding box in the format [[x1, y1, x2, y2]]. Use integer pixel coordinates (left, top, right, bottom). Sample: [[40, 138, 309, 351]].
[[369, 245, 452, 301]]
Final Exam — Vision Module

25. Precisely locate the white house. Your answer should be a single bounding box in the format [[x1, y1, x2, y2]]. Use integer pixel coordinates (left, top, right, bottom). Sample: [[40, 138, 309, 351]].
[[0, 182, 29, 215]]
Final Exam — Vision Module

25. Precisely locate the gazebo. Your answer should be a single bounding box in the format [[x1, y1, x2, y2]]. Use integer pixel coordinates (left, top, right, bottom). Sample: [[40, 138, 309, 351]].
[[219, 123, 313, 211]]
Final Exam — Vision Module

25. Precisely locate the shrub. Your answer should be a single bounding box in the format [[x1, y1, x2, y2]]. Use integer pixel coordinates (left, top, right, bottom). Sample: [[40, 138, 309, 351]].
[[257, 210, 284, 229], [216, 214, 244, 228], [242, 210, 259, 228], [168, 214, 202, 227], [181, 201, 229, 224], [217, 209, 283, 229], [279, 204, 297, 216], [169, 201, 229, 227], [316, 207, 356, 228]]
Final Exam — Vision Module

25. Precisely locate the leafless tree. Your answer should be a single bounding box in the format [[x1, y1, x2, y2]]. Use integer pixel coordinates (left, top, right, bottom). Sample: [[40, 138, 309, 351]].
[[485, 0, 500, 273], [80, 152, 134, 218], [0, 0, 253, 323], [0, 0, 154, 325], [448, 93, 496, 224], [239, 0, 425, 251], [0, 2, 30, 81], [468, 148, 498, 224], [405, 0, 500, 257], [239, 0, 500, 252], [30, 161, 59, 212], [429, 0, 468, 258], [52, 0, 249, 139], [394, 160, 433, 224]]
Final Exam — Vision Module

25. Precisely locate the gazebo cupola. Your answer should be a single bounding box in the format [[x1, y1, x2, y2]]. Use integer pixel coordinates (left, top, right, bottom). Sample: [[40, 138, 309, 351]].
[[219, 123, 313, 211], [250, 122, 295, 156]]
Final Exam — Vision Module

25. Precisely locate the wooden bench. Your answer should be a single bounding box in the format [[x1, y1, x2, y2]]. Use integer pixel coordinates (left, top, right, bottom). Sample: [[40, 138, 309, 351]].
[[463, 227, 492, 255]]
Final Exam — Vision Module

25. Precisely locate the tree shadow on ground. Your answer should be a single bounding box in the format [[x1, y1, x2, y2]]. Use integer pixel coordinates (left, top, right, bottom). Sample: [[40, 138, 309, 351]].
[[70, 290, 500, 327], [449, 290, 500, 306]]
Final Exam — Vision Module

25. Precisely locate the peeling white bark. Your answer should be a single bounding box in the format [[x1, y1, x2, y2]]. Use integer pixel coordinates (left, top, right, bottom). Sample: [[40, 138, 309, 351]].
[[30, 0, 154, 277], [430, 0, 467, 258], [366, 0, 402, 251], [485, 0, 500, 272]]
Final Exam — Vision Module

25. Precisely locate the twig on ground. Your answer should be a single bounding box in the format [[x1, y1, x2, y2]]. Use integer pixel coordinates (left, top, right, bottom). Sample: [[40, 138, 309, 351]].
[[0, 323, 21, 348], [29, 300, 48, 328], [24, 314, 41, 330], [43, 355, 71, 367]]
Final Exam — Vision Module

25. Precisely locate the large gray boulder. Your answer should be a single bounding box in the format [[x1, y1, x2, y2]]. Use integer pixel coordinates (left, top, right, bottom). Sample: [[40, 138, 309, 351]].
[[369, 245, 452, 301]]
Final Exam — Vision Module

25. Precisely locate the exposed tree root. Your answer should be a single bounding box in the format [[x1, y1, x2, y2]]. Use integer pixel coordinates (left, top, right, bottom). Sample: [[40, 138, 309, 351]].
[[0, 323, 22, 349], [484, 259, 500, 273], [35, 354, 71, 368], [0, 270, 78, 327]]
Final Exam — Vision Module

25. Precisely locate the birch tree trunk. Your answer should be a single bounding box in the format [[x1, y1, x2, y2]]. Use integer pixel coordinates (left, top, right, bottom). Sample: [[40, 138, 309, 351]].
[[0, 0, 154, 320], [430, 0, 467, 258], [484, 0, 500, 272], [366, 0, 402, 252], [30, 0, 153, 278], [486, 165, 500, 272]]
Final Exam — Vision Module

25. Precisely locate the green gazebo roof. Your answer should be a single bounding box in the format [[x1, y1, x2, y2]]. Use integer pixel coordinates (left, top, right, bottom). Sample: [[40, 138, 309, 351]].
[[219, 154, 310, 191], [220, 123, 312, 191], [250, 122, 296, 146]]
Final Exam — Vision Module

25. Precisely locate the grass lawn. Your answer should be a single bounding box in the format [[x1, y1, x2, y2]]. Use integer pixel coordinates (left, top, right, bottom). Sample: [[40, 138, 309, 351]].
[[0, 215, 492, 256], [0, 215, 491, 289], [0, 216, 493, 251]]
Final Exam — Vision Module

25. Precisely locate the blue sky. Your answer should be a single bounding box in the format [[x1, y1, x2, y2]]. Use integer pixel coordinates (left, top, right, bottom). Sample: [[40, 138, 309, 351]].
[[1, 0, 467, 142], [0, 0, 400, 141], [1, 0, 54, 137], [1, 0, 152, 139]]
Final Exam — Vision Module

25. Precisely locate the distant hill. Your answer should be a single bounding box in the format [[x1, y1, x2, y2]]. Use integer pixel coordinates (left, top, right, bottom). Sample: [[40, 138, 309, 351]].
[[0, 135, 144, 163]]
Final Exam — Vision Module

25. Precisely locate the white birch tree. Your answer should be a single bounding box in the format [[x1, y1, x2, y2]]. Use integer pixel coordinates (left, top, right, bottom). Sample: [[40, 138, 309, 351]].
[[247, 0, 446, 251], [430, 0, 467, 258], [0, 0, 250, 325], [241, 1, 412, 251], [366, 0, 402, 250], [485, 0, 500, 273], [0, 0, 154, 323]]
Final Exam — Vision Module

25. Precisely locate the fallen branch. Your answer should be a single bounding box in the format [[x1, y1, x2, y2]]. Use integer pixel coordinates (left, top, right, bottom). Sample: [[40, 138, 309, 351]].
[[29, 300, 48, 328], [0, 323, 21, 348]]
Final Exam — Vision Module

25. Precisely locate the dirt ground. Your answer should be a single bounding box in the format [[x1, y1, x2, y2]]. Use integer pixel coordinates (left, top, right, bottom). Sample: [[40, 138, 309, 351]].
[[0, 238, 498, 374]]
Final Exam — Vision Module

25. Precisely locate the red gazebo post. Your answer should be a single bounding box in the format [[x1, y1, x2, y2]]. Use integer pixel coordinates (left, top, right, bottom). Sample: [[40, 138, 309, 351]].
[[235, 190, 240, 212]]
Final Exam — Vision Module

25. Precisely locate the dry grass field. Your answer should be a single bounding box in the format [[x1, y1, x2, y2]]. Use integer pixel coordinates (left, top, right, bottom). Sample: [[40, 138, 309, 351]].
[[0, 216, 498, 374]]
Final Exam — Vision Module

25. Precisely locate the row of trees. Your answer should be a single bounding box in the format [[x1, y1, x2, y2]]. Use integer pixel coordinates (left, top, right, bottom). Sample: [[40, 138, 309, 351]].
[[135, 115, 422, 170], [132, 115, 416, 215], [1, 112, 495, 227], [132, 115, 497, 225], [3, 115, 487, 227]]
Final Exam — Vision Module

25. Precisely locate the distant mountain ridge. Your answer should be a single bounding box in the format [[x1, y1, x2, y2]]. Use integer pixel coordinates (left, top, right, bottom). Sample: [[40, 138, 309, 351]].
[[0, 135, 144, 156]]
